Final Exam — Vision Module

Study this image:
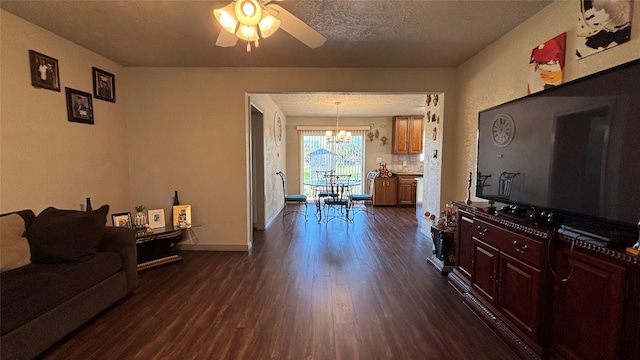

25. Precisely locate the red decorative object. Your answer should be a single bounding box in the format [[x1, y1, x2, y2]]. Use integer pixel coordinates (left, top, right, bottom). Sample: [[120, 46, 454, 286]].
[[380, 136, 388, 146], [367, 131, 375, 142]]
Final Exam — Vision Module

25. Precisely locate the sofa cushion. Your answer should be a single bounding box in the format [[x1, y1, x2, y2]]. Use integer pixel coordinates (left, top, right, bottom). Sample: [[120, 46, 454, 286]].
[[0, 251, 123, 335], [26, 205, 109, 263], [0, 213, 32, 271]]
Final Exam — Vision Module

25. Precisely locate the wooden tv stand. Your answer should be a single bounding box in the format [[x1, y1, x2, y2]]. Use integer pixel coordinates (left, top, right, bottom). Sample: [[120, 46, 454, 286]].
[[449, 202, 640, 359]]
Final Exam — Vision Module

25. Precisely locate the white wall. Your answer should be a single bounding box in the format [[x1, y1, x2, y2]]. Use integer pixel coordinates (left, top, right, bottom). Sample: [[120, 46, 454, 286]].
[[454, 0, 640, 201], [0, 10, 131, 217]]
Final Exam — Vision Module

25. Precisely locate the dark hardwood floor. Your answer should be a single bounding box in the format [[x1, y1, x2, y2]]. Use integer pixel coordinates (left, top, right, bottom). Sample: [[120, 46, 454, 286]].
[[43, 207, 517, 359]]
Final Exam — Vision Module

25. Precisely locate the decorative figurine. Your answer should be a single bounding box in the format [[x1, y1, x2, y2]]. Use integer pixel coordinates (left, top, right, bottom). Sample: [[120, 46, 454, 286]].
[[465, 171, 473, 205]]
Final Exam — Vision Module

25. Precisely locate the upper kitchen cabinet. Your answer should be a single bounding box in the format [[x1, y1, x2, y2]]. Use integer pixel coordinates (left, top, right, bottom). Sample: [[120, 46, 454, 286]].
[[392, 116, 424, 154]]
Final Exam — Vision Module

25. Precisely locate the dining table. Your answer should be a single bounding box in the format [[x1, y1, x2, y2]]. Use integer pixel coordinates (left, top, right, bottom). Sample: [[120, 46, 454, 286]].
[[303, 178, 361, 222]]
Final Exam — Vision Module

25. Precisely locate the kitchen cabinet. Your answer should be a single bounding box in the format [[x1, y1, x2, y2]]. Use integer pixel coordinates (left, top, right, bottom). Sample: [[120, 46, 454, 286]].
[[392, 116, 423, 154], [397, 175, 418, 207], [550, 246, 626, 360], [373, 176, 397, 206]]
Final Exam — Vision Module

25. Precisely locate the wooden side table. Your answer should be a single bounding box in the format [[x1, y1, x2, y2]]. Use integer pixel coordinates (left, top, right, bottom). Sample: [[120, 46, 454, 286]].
[[136, 226, 184, 271]]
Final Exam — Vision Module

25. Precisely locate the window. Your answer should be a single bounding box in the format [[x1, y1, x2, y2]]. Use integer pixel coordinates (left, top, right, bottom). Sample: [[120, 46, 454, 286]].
[[300, 129, 366, 198]]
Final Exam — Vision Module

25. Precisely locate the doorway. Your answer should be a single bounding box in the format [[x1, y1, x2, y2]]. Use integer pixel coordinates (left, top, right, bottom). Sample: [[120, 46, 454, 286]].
[[250, 104, 266, 230]]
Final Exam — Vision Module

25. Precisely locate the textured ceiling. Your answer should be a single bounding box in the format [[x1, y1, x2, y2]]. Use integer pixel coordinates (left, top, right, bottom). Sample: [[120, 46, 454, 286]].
[[1, 0, 553, 68], [267, 93, 429, 117], [1, 0, 553, 117]]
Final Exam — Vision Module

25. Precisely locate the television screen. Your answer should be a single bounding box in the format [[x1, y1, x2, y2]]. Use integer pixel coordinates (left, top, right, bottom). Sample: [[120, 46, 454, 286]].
[[476, 59, 640, 230]]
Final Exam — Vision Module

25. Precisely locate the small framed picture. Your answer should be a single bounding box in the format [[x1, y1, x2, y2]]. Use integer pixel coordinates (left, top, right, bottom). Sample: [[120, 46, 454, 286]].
[[112, 212, 132, 228], [172, 205, 192, 228], [92, 67, 115, 102], [29, 50, 60, 92], [148, 209, 166, 229], [65, 87, 94, 124]]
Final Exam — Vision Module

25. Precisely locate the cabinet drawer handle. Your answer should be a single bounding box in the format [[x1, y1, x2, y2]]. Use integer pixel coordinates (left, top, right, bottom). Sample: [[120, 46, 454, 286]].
[[513, 241, 528, 254]]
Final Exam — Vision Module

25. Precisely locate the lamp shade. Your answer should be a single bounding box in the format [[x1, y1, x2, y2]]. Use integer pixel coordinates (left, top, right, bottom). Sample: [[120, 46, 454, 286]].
[[236, 24, 259, 41], [213, 3, 238, 34], [258, 13, 281, 38], [235, 0, 262, 26]]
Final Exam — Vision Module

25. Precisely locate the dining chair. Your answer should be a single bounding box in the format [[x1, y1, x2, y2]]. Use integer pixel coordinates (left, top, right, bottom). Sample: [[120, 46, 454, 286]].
[[349, 171, 379, 217], [314, 170, 335, 221], [323, 174, 352, 223], [275, 171, 308, 222]]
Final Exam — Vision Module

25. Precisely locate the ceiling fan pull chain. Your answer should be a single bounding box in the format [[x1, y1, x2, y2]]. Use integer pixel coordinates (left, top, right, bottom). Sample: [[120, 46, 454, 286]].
[[247, 42, 251, 52]]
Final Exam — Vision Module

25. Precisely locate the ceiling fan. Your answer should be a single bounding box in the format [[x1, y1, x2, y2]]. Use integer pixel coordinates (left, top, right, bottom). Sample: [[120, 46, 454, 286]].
[[213, 0, 326, 51]]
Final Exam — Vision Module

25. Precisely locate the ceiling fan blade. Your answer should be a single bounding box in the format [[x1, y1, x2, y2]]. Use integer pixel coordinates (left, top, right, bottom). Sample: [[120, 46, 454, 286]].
[[216, 30, 238, 47], [266, 4, 326, 48]]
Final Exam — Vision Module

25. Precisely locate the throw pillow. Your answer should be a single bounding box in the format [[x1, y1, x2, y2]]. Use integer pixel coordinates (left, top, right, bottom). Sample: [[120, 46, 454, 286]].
[[0, 213, 32, 271], [26, 205, 109, 263]]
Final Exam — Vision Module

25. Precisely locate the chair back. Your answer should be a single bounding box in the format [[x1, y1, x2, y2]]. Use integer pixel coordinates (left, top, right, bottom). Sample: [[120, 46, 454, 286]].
[[276, 171, 288, 197], [332, 174, 352, 201], [366, 171, 379, 196], [498, 171, 520, 198]]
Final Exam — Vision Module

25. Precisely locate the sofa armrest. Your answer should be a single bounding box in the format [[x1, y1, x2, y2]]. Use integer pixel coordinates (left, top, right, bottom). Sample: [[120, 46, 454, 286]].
[[97, 227, 138, 292]]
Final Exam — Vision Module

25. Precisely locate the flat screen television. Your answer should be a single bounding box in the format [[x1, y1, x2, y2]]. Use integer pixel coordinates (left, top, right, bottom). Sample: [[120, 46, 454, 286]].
[[476, 58, 640, 236]]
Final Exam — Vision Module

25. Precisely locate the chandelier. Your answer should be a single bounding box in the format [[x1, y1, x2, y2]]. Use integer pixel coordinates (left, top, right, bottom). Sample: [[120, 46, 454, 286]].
[[326, 102, 351, 143], [213, 0, 281, 52]]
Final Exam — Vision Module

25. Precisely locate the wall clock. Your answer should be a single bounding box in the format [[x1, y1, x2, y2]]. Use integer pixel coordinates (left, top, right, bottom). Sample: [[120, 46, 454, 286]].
[[491, 114, 515, 147], [274, 112, 283, 145]]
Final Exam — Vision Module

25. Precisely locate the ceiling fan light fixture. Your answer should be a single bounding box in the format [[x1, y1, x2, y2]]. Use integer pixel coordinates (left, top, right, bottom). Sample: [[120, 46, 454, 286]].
[[258, 13, 281, 38], [235, 0, 262, 26], [236, 24, 259, 42], [213, 3, 238, 34]]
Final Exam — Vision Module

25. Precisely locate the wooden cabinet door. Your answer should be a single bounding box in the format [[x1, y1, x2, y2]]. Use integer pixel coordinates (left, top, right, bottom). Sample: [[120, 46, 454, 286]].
[[472, 238, 499, 304], [499, 253, 542, 342], [407, 116, 424, 154], [373, 177, 397, 205], [397, 176, 416, 206], [551, 247, 626, 360], [456, 211, 474, 280], [392, 116, 410, 154]]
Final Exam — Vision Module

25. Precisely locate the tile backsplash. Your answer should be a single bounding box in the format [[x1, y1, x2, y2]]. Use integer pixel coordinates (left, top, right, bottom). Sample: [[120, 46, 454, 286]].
[[389, 154, 423, 173]]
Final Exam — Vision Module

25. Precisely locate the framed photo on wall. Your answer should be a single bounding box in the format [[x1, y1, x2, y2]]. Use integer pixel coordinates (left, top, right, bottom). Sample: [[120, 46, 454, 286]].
[[28, 50, 60, 92], [92, 67, 116, 102], [112, 212, 132, 228], [65, 87, 94, 124]]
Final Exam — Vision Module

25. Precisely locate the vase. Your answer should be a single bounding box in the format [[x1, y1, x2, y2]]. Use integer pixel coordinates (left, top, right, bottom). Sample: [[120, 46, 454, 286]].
[[86, 197, 92, 212], [174, 190, 180, 206], [133, 211, 148, 232]]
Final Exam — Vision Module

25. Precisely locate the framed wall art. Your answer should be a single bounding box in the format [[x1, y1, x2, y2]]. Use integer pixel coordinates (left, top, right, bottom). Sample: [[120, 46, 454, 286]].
[[112, 212, 132, 228], [28, 50, 60, 91], [92, 67, 116, 102], [148, 209, 166, 229], [65, 87, 94, 124]]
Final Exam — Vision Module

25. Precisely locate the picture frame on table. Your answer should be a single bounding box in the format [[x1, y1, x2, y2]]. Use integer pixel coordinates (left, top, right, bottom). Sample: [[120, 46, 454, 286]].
[[28, 50, 60, 92], [112, 212, 132, 228], [65, 87, 94, 124], [172, 205, 191, 228], [148, 209, 166, 229], [92, 67, 116, 102]]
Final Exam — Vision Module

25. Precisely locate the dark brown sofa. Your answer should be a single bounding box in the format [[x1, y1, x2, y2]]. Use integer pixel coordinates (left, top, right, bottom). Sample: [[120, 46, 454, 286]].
[[0, 207, 138, 360]]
